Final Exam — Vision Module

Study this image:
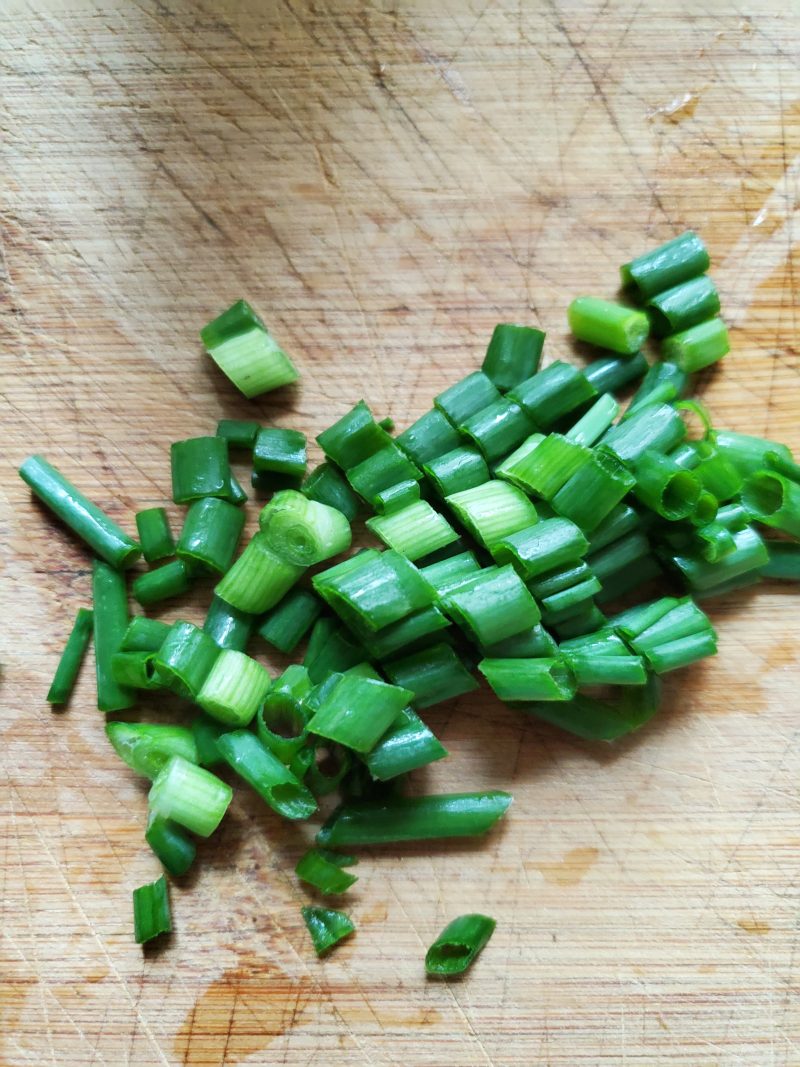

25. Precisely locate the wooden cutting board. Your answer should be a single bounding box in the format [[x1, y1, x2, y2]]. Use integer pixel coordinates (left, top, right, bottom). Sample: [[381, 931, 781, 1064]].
[[2, 2, 799, 1063]]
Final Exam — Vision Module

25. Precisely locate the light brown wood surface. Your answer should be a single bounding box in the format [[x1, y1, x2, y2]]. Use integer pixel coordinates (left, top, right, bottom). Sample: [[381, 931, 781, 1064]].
[[2, 1, 800, 1064]]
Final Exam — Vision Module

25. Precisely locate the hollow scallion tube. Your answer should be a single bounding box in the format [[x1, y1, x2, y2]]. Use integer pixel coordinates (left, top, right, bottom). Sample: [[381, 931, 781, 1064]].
[[170, 437, 231, 504], [216, 418, 260, 450], [222, 470, 248, 507], [690, 441, 742, 502], [304, 741, 353, 796], [646, 274, 720, 338], [435, 372, 501, 427], [296, 848, 358, 894], [216, 532, 304, 614], [499, 433, 589, 500], [383, 643, 478, 708], [627, 361, 688, 415], [176, 497, 245, 575], [483, 624, 558, 659], [493, 433, 545, 483], [259, 490, 351, 566], [460, 397, 536, 463], [632, 452, 701, 520], [133, 875, 171, 945], [373, 480, 421, 514], [92, 559, 135, 712], [364, 707, 448, 780], [523, 672, 661, 740], [423, 446, 490, 498], [149, 755, 232, 836], [121, 616, 170, 652], [420, 551, 482, 599], [762, 542, 800, 580], [630, 597, 714, 651], [257, 687, 309, 763], [106, 722, 198, 779], [110, 651, 161, 690], [644, 631, 718, 673], [145, 812, 196, 877], [396, 408, 463, 467], [361, 605, 451, 659], [252, 427, 307, 482], [313, 549, 433, 633], [302, 906, 355, 956], [347, 443, 421, 506], [317, 400, 392, 469], [217, 730, 317, 820], [202, 596, 255, 652], [302, 462, 360, 522], [308, 674, 412, 753], [565, 394, 619, 447], [153, 620, 220, 700], [742, 471, 800, 539], [482, 323, 545, 391], [621, 231, 709, 300], [692, 521, 736, 562], [609, 597, 680, 642], [552, 450, 636, 532], [425, 914, 496, 976], [444, 565, 540, 646], [135, 508, 175, 563], [19, 455, 141, 568], [508, 361, 597, 427], [201, 299, 299, 397], [258, 589, 322, 654], [197, 649, 271, 727], [568, 297, 649, 355], [662, 317, 729, 372], [367, 500, 458, 561], [479, 657, 576, 701], [712, 430, 793, 478], [671, 525, 768, 590], [317, 791, 512, 848], [600, 403, 686, 464], [765, 450, 800, 485], [564, 651, 647, 687], [132, 559, 193, 607], [446, 481, 538, 550], [47, 607, 93, 706], [583, 350, 648, 395], [492, 516, 587, 579], [716, 502, 752, 530]]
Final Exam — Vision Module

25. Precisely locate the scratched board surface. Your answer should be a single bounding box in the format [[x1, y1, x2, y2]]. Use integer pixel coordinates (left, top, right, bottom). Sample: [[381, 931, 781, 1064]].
[[2, 1, 799, 1064]]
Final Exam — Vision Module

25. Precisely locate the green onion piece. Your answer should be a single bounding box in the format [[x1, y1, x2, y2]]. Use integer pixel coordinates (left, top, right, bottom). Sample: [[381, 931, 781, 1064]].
[[203, 596, 255, 652], [693, 521, 736, 562], [258, 588, 322, 654], [493, 433, 546, 484], [110, 651, 160, 690], [303, 617, 366, 682], [92, 559, 135, 712], [564, 652, 647, 687], [197, 649, 271, 727], [529, 560, 596, 600], [222, 469, 248, 507], [135, 508, 175, 563], [396, 408, 463, 466], [257, 686, 310, 763], [216, 532, 304, 614], [373, 479, 421, 514], [662, 317, 729, 373], [251, 469, 303, 496], [690, 441, 743, 502], [695, 570, 763, 600], [153, 620, 220, 700], [253, 427, 307, 481], [317, 400, 391, 470], [301, 906, 355, 956], [308, 674, 412, 753], [523, 672, 661, 740], [493, 517, 587, 580], [216, 418, 260, 450], [435, 372, 502, 427], [259, 489, 352, 566], [712, 430, 793, 478], [628, 363, 688, 418], [367, 500, 458, 562], [765, 450, 800, 485], [645, 631, 718, 673], [621, 230, 709, 300], [483, 624, 558, 659], [170, 437, 231, 504], [121, 616, 170, 653], [446, 481, 538, 550], [587, 504, 642, 553], [568, 296, 649, 355], [425, 913, 496, 976], [420, 551, 482, 598], [608, 597, 679, 642], [632, 452, 701, 520], [500, 433, 589, 500], [47, 607, 93, 706], [296, 848, 358, 894], [379, 416, 395, 432], [583, 351, 648, 394], [423, 446, 490, 498], [595, 555, 662, 605], [552, 603, 609, 639], [671, 525, 769, 590], [384, 642, 478, 709], [273, 663, 313, 700], [201, 299, 299, 397], [217, 730, 317, 820], [302, 462, 360, 522], [176, 497, 245, 574], [347, 443, 422, 506], [588, 530, 651, 583], [132, 559, 193, 607], [107, 722, 198, 779], [479, 656, 576, 701], [742, 470, 800, 539], [149, 755, 232, 837], [600, 403, 686, 464], [762, 542, 800, 580], [646, 274, 720, 338], [313, 549, 433, 633], [305, 741, 353, 796], [361, 605, 451, 659], [716, 502, 751, 530], [364, 706, 448, 780], [565, 394, 620, 447], [508, 361, 597, 427], [19, 455, 141, 569], [191, 714, 229, 767], [630, 597, 714, 651], [133, 875, 171, 945], [444, 565, 540, 646], [145, 812, 196, 877], [690, 490, 719, 527], [552, 450, 636, 532], [540, 579, 602, 623], [559, 629, 629, 656], [460, 397, 535, 463], [482, 323, 545, 391], [317, 791, 513, 848]]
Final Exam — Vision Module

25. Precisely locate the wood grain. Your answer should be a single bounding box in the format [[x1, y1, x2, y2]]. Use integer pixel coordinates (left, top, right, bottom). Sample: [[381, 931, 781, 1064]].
[[2, 1, 800, 1063]]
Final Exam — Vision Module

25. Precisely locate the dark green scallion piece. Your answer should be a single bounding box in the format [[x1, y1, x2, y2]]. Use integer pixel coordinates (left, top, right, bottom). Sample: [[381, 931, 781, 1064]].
[[482, 323, 545, 391], [493, 517, 587, 580], [317, 400, 392, 470], [762, 542, 800, 580], [568, 296, 649, 355], [396, 408, 463, 467], [671, 525, 769, 591], [444, 565, 541, 647], [133, 875, 171, 944], [191, 714, 229, 767], [646, 274, 720, 338], [304, 740, 353, 797], [201, 299, 299, 397], [302, 462, 360, 522], [47, 607, 93, 706], [176, 496, 245, 575], [313, 549, 433, 634], [373, 479, 421, 514], [712, 430, 793, 478], [145, 812, 196, 877], [383, 643, 477, 709], [765, 449, 800, 485], [633, 452, 701, 521], [586, 504, 642, 553], [302, 906, 355, 956], [347, 443, 421, 507], [308, 673, 412, 754], [364, 706, 448, 780], [253, 427, 307, 482], [582, 350, 648, 395], [627, 361, 688, 414], [203, 596, 255, 652], [121, 616, 170, 653], [170, 437, 231, 504], [460, 396, 536, 463], [523, 673, 661, 740], [135, 508, 175, 563], [296, 848, 358, 895], [423, 446, 490, 498], [588, 530, 651, 583], [435, 372, 501, 427], [483, 624, 558, 659], [479, 657, 576, 701], [552, 449, 636, 533], [106, 722, 198, 779], [621, 230, 709, 301], [690, 441, 743, 502], [425, 914, 496, 977], [600, 403, 686, 465], [110, 650, 160, 690], [222, 469, 248, 507], [508, 361, 597, 428], [92, 559, 135, 712], [132, 559, 193, 608], [153, 620, 220, 700], [257, 685, 310, 764], [595, 556, 662, 605], [362, 605, 451, 660], [420, 551, 482, 599], [217, 730, 317, 820], [303, 616, 366, 683], [216, 418, 260, 450], [662, 317, 729, 373], [742, 470, 800, 539], [258, 588, 322, 654], [564, 394, 619, 447]]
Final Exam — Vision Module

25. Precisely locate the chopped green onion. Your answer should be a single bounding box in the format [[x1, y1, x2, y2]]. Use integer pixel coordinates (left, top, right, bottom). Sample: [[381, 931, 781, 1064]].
[[568, 296, 649, 354], [425, 914, 496, 976], [396, 408, 463, 467], [552, 603, 609, 639], [317, 790, 513, 848], [150, 755, 233, 837], [446, 481, 538, 550], [145, 812, 196, 877], [259, 489, 351, 566], [662, 317, 729, 372], [135, 508, 175, 563], [301, 905, 355, 956], [644, 631, 718, 673], [222, 470, 248, 507], [373, 479, 421, 514], [47, 607, 93, 706], [201, 299, 299, 397], [303, 616, 366, 682], [587, 503, 642, 553], [695, 571, 763, 600], [646, 275, 720, 338], [493, 432, 545, 484], [482, 323, 545, 391], [110, 650, 160, 690], [313, 549, 433, 634], [347, 443, 421, 506], [594, 555, 662, 605], [508, 361, 597, 427], [361, 605, 451, 660], [499, 433, 588, 500], [302, 462, 360, 522], [304, 740, 353, 796], [197, 649, 271, 727], [765, 450, 800, 484], [588, 530, 651, 583], [258, 588, 322, 654], [600, 403, 686, 464], [217, 730, 317, 819], [364, 706, 448, 780], [308, 673, 412, 753], [133, 559, 193, 607], [671, 525, 769, 590], [176, 497, 245, 574], [256, 686, 309, 763], [216, 418, 260, 450], [133, 875, 171, 944], [444, 565, 540, 646], [253, 427, 307, 481], [420, 551, 482, 598], [367, 500, 458, 561], [689, 441, 742, 502], [712, 430, 793, 478], [692, 521, 736, 562], [482, 624, 557, 659], [762, 542, 800, 580], [479, 657, 576, 701], [435, 372, 501, 427], [609, 596, 678, 642], [742, 470, 800, 539], [170, 437, 231, 504], [565, 394, 619, 447], [563, 651, 647, 687], [538, 577, 602, 622], [423, 446, 490, 498], [317, 400, 391, 470], [19, 455, 141, 569], [383, 642, 478, 708], [190, 714, 229, 767], [106, 722, 197, 779], [216, 532, 304, 614], [296, 848, 358, 894], [121, 616, 170, 653], [621, 230, 709, 300], [202, 596, 255, 651], [523, 673, 661, 740], [460, 397, 536, 463], [690, 491, 719, 527], [493, 517, 587, 579], [583, 350, 648, 394], [92, 559, 135, 712], [630, 597, 713, 651], [716, 502, 752, 530], [628, 361, 688, 415], [552, 449, 636, 532], [633, 452, 701, 520], [153, 620, 220, 700]]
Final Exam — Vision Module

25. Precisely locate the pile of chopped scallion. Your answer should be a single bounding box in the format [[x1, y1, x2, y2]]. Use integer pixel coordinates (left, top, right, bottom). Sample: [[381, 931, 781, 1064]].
[[21, 231, 799, 975]]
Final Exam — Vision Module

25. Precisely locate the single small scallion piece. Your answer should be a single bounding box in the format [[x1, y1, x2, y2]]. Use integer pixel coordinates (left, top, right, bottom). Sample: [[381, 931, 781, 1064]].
[[646, 274, 720, 338], [551, 450, 636, 533], [153, 620, 220, 700], [132, 875, 171, 945], [482, 323, 545, 391], [296, 848, 358, 895], [423, 446, 490, 498], [302, 462, 360, 522], [565, 394, 620, 447], [498, 433, 588, 500], [203, 596, 255, 652], [308, 673, 412, 754], [176, 497, 245, 574], [148, 755, 233, 837], [621, 230, 709, 300], [508, 361, 597, 428], [600, 403, 686, 464], [563, 651, 647, 687], [712, 430, 793, 478], [201, 299, 299, 397], [145, 812, 196, 878], [632, 452, 701, 521], [303, 616, 367, 682], [420, 551, 482, 599], [627, 361, 688, 414], [568, 296, 649, 355], [259, 490, 352, 567], [215, 532, 304, 614], [313, 549, 433, 634], [253, 427, 307, 482], [304, 740, 353, 797], [19, 455, 141, 569], [479, 656, 576, 702], [764, 450, 800, 485], [583, 351, 648, 395], [662, 317, 730, 372], [425, 914, 496, 977], [396, 408, 463, 467], [258, 588, 322, 654], [460, 396, 536, 463], [482, 623, 558, 659], [444, 565, 541, 647], [434, 372, 502, 427], [762, 542, 800, 580], [106, 722, 198, 779], [257, 685, 310, 763], [121, 616, 171, 652], [110, 650, 161, 690], [587, 530, 651, 584], [301, 906, 355, 956], [361, 605, 451, 660], [132, 559, 193, 607], [197, 649, 271, 727], [690, 441, 743, 502], [316, 400, 392, 470], [364, 707, 448, 780], [217, 730, 317, 820], [135, 508, 175, 563], [47, 607, 93, 706], [222, 470, 248, 507], [383, 643, 478, 709], [741, 470, 800, 539], [92, 559, 135, 713], [373, 480, 421, 514], [347, 443, 422, 507], [446, 481, 538, 551], [492, 517, 587, 580], [367, 500, 458, 561], [671, 525, 769, 591], [216, 418, 260, 450], [170, 437, 231, 504], [522, 673, 661, 741], [587, 503, 642, 553]]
